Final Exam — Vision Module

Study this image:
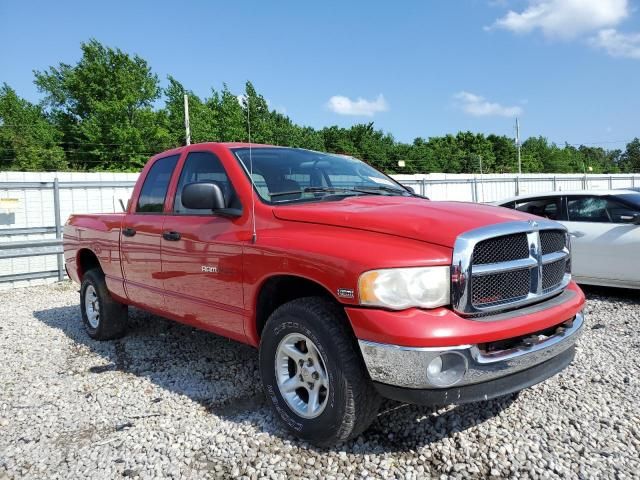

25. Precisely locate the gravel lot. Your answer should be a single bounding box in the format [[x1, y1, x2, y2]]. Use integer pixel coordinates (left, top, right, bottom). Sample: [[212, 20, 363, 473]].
[[0, 282, 638, 479]]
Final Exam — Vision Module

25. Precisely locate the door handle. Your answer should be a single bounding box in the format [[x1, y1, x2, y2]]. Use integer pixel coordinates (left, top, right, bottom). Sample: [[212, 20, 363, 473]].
[[569, 231, 585, 238], [122, 227, 136, 237], [163, 231, 181, 241]]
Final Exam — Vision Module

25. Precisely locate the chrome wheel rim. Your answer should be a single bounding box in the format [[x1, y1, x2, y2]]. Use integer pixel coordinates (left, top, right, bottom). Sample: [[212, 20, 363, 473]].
[[274, 333, 329, 419], [84, 285, 100, 329]]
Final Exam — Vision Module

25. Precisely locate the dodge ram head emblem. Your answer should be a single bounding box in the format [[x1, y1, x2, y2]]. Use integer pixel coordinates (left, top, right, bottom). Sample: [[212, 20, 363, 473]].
[[528, 220, 538, 228]]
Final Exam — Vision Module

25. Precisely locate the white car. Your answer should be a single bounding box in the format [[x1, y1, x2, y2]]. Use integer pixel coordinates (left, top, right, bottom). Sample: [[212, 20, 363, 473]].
[[495, 190, 640, 289]]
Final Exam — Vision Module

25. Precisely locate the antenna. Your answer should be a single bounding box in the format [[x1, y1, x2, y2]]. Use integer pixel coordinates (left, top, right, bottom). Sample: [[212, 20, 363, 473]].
[[247, 96, 257, 244]]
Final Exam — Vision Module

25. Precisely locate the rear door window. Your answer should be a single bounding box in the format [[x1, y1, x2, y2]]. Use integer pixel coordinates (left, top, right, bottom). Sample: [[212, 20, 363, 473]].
[[514, 196, 563, 220], [136, 155, 179, 213]]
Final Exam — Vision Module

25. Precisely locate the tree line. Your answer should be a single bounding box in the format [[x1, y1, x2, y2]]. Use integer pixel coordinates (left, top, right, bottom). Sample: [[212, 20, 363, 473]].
[[1, 39, 639, 174]]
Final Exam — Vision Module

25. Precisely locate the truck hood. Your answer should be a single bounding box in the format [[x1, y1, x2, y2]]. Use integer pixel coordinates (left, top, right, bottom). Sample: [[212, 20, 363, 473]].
[[272, 196, 538, 248]]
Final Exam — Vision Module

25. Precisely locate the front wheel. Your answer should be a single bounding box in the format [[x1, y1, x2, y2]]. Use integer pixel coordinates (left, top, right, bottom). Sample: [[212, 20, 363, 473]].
[[259, 297, 381, 446]]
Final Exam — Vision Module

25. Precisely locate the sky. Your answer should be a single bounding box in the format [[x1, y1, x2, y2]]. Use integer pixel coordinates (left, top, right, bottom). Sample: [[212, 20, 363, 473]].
[[1, 0, 639, 148]]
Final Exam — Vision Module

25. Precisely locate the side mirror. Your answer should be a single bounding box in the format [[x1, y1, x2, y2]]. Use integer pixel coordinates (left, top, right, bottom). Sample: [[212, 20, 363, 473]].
[[181, 182, 226, 210]]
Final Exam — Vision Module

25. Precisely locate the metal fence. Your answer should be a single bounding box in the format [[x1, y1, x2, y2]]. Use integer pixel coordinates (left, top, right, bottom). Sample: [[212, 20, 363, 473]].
[[396, 173, 640, 203], [1, 172, 639, 289], [0, 174, 136, 289]]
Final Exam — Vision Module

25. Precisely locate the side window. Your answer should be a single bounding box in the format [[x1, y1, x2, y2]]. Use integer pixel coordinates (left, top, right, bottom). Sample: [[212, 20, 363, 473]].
[[174, 151, 239, 214], [514, 197, 562, 220], [568, 196, 640, 223], [607, 200, 640, 223], [136, 155, 179, 213]]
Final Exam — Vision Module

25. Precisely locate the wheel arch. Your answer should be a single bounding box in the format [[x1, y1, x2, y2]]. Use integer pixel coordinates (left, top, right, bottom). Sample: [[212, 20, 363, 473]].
[[251, 274, 351, 343], [76, 248, 102, 280]]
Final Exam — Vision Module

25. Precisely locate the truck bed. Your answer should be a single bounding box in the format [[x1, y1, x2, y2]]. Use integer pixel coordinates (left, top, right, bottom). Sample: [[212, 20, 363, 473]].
[[63, 213, 125, 286]]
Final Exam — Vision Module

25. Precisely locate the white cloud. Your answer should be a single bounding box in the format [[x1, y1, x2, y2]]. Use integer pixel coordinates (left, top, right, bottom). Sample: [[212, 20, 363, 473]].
[[326, 94, 388, 116], [489, 0, 629, 39], [454, 91, 523, 117], [590, 28, 640, 58]]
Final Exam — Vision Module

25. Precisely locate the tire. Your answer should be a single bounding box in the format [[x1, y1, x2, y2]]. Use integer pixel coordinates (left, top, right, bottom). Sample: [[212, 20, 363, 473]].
[[259, 297, 382, 446], [80, 268, 128, 340]]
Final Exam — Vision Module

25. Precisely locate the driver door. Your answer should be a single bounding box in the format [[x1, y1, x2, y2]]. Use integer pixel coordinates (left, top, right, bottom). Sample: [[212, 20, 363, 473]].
[[160, 150, 246, 341]]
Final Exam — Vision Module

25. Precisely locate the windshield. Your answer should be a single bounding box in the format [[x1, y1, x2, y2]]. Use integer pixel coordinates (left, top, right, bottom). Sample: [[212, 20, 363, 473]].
[[232, 147, 411, 204]]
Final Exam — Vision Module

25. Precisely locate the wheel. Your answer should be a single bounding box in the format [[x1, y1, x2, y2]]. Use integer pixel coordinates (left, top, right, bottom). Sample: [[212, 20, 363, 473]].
[[80, 269, 128, 340], [259, 297, 382, 446]]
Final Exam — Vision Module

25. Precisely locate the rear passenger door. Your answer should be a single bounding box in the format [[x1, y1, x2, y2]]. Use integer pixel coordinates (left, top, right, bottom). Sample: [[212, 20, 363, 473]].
[[160, 151, 246, 341], [564, 195, 640, 283], [121, 154, 179, 310]]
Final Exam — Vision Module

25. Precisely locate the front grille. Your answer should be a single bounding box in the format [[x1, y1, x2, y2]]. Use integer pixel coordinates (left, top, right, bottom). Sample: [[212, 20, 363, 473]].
[[540, 230, 566, 255], [472, 233, 529, 265], [452, 222, 572, 315], [471, 269, 531, 307], [542, 258, 567, 292]]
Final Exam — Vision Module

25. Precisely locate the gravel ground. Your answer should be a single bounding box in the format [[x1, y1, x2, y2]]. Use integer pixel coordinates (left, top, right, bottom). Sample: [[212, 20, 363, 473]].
[[0, 282, 638, 479]]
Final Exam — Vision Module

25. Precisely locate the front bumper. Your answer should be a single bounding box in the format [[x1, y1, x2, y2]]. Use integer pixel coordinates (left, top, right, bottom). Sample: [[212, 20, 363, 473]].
[[358, 311, 583, 398], [374, 345, 576, 406]]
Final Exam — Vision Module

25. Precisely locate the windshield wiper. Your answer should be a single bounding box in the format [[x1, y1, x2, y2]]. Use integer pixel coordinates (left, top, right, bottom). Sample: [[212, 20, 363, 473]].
[[269, 185, 414, 201], [270, 186, 369, 199], [349, 185, 411, 196]]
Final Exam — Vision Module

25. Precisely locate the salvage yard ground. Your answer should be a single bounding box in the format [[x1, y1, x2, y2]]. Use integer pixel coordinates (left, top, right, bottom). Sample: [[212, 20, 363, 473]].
[[0, 282, 638, 479]]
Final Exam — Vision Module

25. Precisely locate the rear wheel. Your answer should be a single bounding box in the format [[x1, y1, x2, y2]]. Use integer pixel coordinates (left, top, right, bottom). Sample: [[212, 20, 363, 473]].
[[259, 297, 381, 446], [80, 269, 128, 340]]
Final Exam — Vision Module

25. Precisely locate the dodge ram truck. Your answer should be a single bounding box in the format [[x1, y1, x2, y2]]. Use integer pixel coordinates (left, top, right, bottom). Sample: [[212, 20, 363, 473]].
[[64, 143, 585, 445]]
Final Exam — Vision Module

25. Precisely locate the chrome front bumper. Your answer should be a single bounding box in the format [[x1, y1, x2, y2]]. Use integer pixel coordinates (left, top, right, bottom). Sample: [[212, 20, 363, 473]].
[[358, 312, 584, 389]]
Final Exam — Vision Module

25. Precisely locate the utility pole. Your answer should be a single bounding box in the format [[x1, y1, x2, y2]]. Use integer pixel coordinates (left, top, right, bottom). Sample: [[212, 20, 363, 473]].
[[516, 117, 521, 175], [478, 154, 485, 203], [184, 93, 191, 146]]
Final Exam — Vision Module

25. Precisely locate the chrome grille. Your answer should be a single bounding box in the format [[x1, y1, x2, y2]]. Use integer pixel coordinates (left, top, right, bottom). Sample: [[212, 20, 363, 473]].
[[542, 258, 567, 292], [472, 234, 529, 265], [471, 269, 531, 307], [451, 220, 572, 316], [540, 230, 567, 255]]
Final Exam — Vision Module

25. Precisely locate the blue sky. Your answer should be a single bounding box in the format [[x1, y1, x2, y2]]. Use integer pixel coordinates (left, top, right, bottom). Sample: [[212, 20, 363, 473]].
[[1, 0, 639, 148]]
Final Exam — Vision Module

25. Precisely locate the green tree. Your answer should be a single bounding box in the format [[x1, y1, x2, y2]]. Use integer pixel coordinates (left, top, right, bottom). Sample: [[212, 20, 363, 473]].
[[621, 138, 640, 172], [487, 134, 517, 173], [0, 84, 66, 170], [2, 38, 639, 175], [34, 39, 170, 170], [243, 81, 273, 144], [218, 84, 246, 142]]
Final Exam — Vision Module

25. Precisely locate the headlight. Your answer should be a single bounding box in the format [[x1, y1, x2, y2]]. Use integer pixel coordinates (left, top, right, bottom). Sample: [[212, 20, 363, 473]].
[[358, 266, 450, 310]]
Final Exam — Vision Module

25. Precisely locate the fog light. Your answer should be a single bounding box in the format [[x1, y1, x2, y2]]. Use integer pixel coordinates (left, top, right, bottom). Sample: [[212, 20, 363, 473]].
[[427, 352, 468, 387]]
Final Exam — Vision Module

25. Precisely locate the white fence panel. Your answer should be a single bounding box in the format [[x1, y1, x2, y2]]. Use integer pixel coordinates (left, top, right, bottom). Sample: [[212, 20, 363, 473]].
[[1, 170, 639, 290], [0, 172, 138, 290]]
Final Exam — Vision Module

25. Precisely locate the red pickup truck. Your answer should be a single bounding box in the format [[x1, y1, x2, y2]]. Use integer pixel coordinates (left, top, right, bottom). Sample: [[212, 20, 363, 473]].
[[64, 143, 585, 445]]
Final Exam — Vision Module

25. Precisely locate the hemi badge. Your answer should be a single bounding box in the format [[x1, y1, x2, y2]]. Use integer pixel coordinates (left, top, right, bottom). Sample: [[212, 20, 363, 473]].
[[337, 288, 355, 299]]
